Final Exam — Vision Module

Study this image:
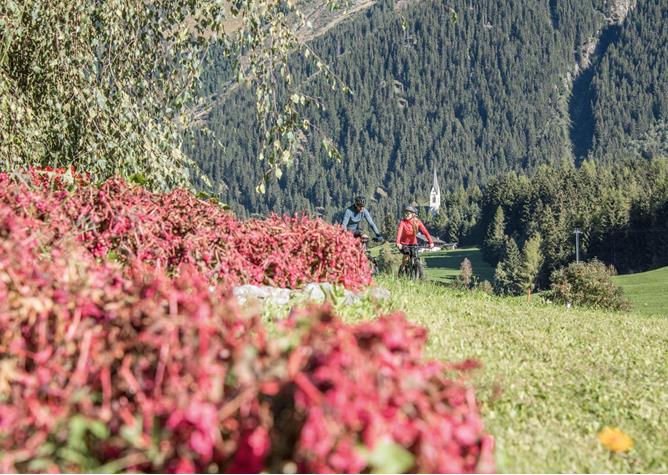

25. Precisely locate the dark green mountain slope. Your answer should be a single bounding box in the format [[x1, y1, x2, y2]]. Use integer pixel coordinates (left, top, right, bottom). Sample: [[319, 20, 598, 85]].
[[589, 0, 668, 162], [191, 0, 667, 229]]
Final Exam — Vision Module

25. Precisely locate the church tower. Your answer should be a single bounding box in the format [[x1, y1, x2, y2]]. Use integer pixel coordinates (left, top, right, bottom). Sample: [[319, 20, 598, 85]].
[[429, 169, 441, 216]]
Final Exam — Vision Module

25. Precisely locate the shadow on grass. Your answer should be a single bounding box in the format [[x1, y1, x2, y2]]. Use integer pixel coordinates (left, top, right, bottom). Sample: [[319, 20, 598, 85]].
[[423, 247, 495, 283]]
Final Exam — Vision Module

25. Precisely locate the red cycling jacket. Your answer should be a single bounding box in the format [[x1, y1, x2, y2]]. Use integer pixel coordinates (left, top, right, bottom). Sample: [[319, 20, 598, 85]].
[[396, 218, 433, 246]]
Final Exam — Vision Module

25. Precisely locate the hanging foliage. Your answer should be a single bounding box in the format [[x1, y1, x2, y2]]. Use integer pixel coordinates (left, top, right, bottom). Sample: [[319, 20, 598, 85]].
[[0, 0, 348, 190]]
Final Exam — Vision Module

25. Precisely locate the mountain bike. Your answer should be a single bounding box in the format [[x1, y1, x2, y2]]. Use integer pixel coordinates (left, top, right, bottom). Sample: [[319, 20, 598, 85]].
[[360, 234, 384, 275], [398, 244, 424, 280]]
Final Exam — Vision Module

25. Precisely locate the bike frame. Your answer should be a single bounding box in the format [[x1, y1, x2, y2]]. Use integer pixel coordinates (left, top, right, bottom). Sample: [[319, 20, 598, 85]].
[[359, 235, 384, 276], [400, 244, 424, 279]]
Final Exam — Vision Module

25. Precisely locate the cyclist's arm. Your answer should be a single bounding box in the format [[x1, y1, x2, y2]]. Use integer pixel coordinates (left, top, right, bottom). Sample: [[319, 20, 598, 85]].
[[341, 209, 352, 229], [396, 222, 405, 247], [418, 221, 434, 245], [342, 209, 363, 236], [363, 209, 381, 236]]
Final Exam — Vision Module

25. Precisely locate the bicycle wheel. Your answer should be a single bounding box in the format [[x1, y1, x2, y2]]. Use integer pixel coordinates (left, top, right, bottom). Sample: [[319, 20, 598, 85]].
[[407, 259, 416, 280], [398, 263, 406, 277], [416, 258, 424, 280]]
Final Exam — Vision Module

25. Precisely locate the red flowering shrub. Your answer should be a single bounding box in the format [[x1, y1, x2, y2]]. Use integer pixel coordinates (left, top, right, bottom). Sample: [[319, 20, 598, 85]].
[[0, 170, 370, 289], [0, 208, 275, 472], [0, 203, 494, 473], [280, 307, 495, 473], [241, 215, 370, 289]]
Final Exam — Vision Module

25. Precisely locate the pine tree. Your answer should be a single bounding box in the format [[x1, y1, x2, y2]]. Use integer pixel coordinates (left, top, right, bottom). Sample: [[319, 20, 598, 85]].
[[493, 237, 524, 296], [520, 234, 544, 296], [483, 206, 507, 264], [383, 213, 397, 240], [448, 207, 463, 243]]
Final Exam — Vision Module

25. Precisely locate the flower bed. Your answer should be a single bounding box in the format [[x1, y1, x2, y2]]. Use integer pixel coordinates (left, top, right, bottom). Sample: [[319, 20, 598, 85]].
[[0, 169, 371, 290], [0, 170, 494, 473]]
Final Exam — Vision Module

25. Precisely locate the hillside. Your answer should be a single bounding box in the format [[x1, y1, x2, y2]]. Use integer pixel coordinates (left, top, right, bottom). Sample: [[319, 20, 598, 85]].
[[421, 246, 668, 316], [422, 247, 495, 284], [191, 0, 667, 223], [613, 266, 668, 316]]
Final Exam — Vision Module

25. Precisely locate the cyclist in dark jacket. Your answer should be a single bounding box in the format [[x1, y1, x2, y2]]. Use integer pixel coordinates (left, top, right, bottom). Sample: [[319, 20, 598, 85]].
[[341, 196, 382, 240]]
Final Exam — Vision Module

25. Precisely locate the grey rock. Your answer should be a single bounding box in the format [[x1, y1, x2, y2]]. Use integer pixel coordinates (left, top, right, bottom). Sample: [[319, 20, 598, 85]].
[[233, 284, 293, 306], [367, 286, 391, 302], [233, 282, 375, 308], [233, 284, 270, 304], [342, 290, 361, 305], [234, 284, 270, 299], [303, 283, 326, 302], [318, 282, 335, 297], [267, 287, 292, 306]]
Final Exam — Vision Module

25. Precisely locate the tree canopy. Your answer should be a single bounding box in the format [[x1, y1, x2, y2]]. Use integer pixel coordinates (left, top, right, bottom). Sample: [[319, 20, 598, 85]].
[[1, 0, 348, 189], [192, 0, 667, 229]]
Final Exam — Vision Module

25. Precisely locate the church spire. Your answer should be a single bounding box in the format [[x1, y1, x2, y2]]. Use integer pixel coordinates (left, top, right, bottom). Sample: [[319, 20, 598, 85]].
[[430, 168, 441, 215]]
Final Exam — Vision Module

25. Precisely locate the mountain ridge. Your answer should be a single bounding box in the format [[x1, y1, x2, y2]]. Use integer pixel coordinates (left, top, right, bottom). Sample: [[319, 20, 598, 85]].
[[192, 0, 667, 226]]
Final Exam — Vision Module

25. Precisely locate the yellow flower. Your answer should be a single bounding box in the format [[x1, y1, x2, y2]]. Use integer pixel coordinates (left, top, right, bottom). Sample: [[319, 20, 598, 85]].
[[598, 427, 634, 453]]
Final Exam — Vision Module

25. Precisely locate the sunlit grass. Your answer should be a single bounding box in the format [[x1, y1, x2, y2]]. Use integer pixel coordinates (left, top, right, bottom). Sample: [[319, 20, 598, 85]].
[[262, 249, 668, 472], [334, 277, 668, 473], [613, 266, 668, 317], [422, 246, 496, 284]]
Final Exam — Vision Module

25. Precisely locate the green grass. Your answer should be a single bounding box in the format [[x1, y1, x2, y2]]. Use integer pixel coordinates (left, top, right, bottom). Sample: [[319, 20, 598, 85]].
[[265, 248, 668, 471], [335, 278, 668, 473], [613, 266, 668, 317], [422, 246, 495, 284]]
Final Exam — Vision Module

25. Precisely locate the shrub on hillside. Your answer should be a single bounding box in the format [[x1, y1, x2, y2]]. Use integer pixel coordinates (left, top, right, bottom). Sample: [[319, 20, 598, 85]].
[[375, 242, 403, 275], [547, 260, 630, 311], [0, 207, 495, 473], [457, 258, 474, 289], [0, 169, 371, 290], [477, 280, 494, 296]]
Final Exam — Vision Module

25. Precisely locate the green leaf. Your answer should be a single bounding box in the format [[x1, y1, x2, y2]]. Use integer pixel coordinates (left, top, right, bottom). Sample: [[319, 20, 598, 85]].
[[120, 416, 143, 448], [107, 250, 120, 262], [37, 442, 56, 457], [95, 90, 107, 110], [129, 173, 149, 186], [87, 420, 110, 440], [58, 447, 89, 466], [27, 458, 53, 472], [364, 439, 414, 474], [68, 415, 88, 451]]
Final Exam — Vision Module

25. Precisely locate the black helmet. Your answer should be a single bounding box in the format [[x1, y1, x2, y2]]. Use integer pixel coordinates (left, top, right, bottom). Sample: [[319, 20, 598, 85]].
[[354, 196, 366, 207], [404, 205, 417, 214]]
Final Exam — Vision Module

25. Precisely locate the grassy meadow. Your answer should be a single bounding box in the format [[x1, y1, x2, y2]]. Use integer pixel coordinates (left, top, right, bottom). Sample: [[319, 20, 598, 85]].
[[332, 277, 668, 473], [424, 246, 668, 316], [264, 246, 668, 471], [421, 246, 495, 284], [613, 266, 668, 317], [321, 247, 668, 472]]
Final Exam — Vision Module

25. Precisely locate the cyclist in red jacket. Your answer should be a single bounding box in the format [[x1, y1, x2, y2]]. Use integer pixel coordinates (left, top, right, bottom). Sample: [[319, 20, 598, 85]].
[[396, 206, 434, 266]]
